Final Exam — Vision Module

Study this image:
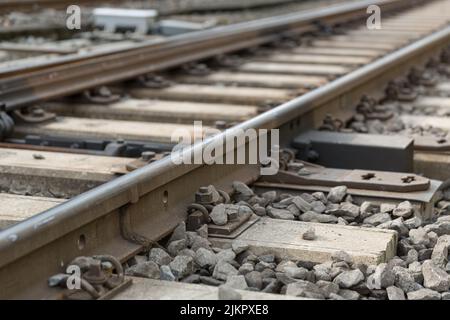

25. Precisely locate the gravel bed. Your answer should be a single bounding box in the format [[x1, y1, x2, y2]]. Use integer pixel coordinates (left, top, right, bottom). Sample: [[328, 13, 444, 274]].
[[124, 181, 450, 300]]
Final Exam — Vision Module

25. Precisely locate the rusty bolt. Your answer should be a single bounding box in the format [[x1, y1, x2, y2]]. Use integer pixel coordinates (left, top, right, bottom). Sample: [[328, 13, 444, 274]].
[[227, 207, 238, 220], [83, 259, 107, 285], [195, 186, 213, 204], [141, 151, 156, 161]]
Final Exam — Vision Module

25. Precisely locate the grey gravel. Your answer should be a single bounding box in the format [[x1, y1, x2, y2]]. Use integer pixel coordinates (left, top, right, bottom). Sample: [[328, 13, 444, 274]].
[[367, 263, 395, 289], [363, 213, 391, 226], [393, 266, 422, 293], [300, 211, 338, 223], [312, 192, 327, 203], [333, 269, 364, 288], [331, 251, 353, 264], [337, 202, 360, 218], [232, 181, 254, 202], [380, 203, 396, 214], [168, 222, 186, 243], [338, 289, 360, 300], [126, 261, 160, 279], [302, 226, 316, 240], [386, 286, 406, 300], [195, 248, 217, 268], [213, 260, 239, 281], [409, 228, 430, 246], [191, 235, 212, 251], [276, 260, 296, 272], [431, 235, 450, 268], [232, 241, 249, 254], [404, 216, 422, 229], [253, 205, 267, 216], [422, 260, 450, 292], [310, 201, 326, 213], [216, 249, 236, 263], [441, 292, 450, 300], [127, 182, 450, 300], [178, 248, 196, 259], [259, 254, 275, 263], [393, 201, 413, 219], [245, 271, 263, 289], [327, 186, 347, 203], [316, 280, 339, 298], [167, 239, 187, 256], [210, 204, 228, 226], [284, 266, 308, 280], [292, 196, 312, 213], [360, 201, 379, 218], [160, 265, 176, 281], [149, 248, 172, 266], [407, 288, 441, 300], [218, 285, 242, 300], [285, 280, 325, 299], [267, 206, 295, 220], [238, 262, 254, 275], [226, 275, 248, 290], [196, 224, 208, 239], [169, 255, 194, 279]]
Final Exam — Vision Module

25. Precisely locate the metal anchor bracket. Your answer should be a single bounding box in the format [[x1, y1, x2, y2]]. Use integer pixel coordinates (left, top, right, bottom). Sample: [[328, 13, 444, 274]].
[[384, 79, 418, 102], [81, 86, 122, 104], [12, 106, 56, 124], [408, 67, 437, 87], [186, 186, 258, 239], [48, 255, 132, 300], [181, 62, 211, 76], [356, 95, 394, 120], [319, 114, 344, 131], [135, 74, 172, 89]]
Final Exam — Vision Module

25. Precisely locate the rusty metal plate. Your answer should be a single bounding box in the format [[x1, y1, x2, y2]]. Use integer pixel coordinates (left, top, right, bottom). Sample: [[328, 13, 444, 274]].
[[209, 214, 260, 239], [261, 166, 430, 192]]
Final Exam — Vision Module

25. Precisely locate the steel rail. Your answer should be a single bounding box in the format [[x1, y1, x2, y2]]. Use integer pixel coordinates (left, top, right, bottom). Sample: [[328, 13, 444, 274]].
[[0, 0, 295, 13], [0, 0, 421, 111], [0, 18, 449, 298]]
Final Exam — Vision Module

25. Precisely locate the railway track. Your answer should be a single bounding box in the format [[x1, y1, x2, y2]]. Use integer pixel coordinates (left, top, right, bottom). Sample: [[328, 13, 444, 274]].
[[1, 0, 450, 301], [0, 0, 323, 14]]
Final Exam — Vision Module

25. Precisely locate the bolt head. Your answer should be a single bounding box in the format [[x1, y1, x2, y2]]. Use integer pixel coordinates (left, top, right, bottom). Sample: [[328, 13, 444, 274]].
[[195, 186, 213, 204]]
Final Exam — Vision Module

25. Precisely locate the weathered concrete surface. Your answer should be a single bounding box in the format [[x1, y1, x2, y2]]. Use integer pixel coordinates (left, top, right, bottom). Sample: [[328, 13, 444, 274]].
[[0, 148, 131, 197], [43, 99, 259, 124], [414, 152, 450, 181], [0, 194, 64, 229], [210, 218, 397, 265], [15, 117, 211, 144], [113, 277, 306, 300]]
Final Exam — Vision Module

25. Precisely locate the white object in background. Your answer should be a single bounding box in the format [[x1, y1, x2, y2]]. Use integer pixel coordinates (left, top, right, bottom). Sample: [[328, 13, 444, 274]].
[[93, 8, 158, 34], [158, 20, 215, 36]]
